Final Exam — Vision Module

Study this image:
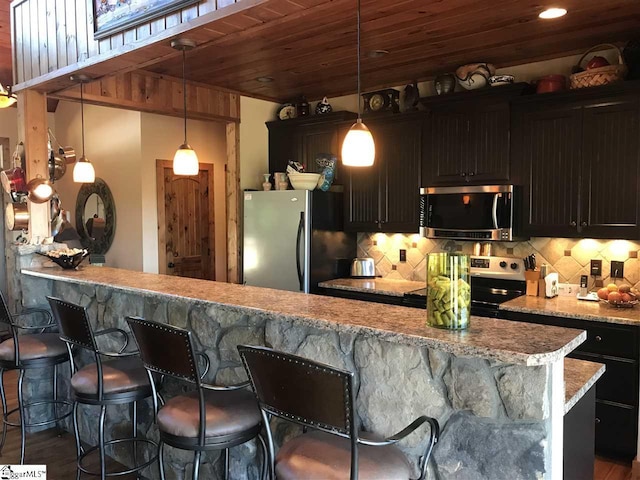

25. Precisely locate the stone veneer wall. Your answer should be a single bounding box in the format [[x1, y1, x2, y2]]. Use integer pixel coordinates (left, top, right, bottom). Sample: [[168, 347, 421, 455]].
[[20, 274, 556, 480], [358, 233, 640, 288]]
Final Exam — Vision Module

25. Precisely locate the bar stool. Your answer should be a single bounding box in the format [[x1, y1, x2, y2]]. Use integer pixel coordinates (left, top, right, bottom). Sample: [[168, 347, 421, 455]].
[[47, 297, 158, 479], [125, 317, 266, 480], [238, 345, 440, 480], [0, 290, 72, 464]]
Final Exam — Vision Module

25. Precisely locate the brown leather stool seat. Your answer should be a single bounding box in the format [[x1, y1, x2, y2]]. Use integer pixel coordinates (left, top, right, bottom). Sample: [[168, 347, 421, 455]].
[[0, 333, 66, 363], [71, 357, 151, 397], [275, 430, 412, 480], [157, 389, 261, 439]]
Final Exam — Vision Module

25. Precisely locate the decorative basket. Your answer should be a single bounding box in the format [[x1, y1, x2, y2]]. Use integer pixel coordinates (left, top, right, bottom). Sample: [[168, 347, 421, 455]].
[[570, 44, 628, 89], [38, 250, 89, 270]]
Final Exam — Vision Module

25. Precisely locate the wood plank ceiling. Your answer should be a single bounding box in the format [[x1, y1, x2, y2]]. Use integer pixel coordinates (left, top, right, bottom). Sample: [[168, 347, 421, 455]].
[[1, 0, 639, 102], [146, 0, 640, 102]]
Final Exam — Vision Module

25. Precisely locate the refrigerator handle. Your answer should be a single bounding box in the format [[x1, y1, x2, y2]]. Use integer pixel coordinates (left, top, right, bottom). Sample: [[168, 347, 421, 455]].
[[296, 211, 304, 291]]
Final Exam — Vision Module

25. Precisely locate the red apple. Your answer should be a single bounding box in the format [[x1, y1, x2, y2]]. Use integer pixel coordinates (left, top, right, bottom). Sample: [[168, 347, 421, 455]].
[[597, 287, 610, 300], [608, 291, 622, 303], [586, 56, 610, 70]]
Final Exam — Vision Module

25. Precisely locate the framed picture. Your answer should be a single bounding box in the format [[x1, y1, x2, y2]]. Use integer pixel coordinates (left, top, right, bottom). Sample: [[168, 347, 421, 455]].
[[93, 0, 200, 40]]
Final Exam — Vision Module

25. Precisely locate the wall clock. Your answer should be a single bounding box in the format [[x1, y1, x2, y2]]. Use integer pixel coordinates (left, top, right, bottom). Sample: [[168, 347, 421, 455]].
[[362, 89, 400, 114], [277, 103, 297, 120]]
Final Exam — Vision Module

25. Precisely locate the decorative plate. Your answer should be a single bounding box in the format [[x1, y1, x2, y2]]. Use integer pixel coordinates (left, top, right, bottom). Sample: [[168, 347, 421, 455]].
[[277, 103, 297, 120]]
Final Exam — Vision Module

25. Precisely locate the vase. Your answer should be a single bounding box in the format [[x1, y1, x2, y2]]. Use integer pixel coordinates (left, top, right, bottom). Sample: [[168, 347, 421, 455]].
[[434, 74, 456, 95], [426, 253, 471, 329]]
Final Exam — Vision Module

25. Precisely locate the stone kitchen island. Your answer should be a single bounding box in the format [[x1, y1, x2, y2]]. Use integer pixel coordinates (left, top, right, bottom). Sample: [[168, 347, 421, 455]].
[[20, 266, 589, 480]]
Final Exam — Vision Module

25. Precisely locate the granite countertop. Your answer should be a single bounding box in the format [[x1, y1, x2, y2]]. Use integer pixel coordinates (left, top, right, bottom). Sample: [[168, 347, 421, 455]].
[[500, 295, 640, 326], [22, 267, 586, 366], [318, 278, 425, 297], [564, 357, 605, 414]]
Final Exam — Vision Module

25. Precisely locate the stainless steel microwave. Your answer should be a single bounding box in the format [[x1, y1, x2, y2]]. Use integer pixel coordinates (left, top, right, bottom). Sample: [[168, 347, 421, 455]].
[[419, 185, 516, 241]]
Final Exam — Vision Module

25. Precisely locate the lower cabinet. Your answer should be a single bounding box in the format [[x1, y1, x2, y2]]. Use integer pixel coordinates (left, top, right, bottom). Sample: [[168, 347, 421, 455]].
[[501, 310, 639, 459]]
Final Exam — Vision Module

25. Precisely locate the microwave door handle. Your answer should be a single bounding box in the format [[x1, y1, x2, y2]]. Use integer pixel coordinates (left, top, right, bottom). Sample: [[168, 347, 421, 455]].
[[492, 194, 499, 229]]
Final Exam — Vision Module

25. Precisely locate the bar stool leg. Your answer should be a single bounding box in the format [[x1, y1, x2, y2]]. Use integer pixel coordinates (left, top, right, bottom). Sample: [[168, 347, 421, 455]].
[[72, 402, 82, 480], [258, 435, 267, 480], [131, 401, 139, 480], [223, 448, 229, 480], [158, 440, 166, 480], [52, 364, 59, 434], [192, 450, 201, 480], [0, 368, 7, 453], [17, 369, 26, 464], [98, 404, 107, 480]]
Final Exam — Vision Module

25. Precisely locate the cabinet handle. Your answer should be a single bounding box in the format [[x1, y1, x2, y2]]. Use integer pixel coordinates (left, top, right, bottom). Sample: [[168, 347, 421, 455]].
[[581, 221, 587, 227], [595, 335, 602, 342], [468, 172, 475, 176], [570, 221, 577, 227], [595, 417, 601, 424], [460, 173, 465, 177]]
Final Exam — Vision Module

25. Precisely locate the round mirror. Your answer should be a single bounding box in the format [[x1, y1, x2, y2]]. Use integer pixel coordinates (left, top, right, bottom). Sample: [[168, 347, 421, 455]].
[[75, 178, 115, 254]]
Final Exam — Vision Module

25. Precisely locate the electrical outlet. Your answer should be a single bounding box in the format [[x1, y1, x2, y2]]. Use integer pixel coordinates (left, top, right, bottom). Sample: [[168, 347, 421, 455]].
[[399, 249, 407, 262], [611, 260, 625, 279], [590, 259, 602, 276]]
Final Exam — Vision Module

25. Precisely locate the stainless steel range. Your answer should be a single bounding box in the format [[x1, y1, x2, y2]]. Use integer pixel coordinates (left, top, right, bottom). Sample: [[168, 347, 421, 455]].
[[403, 255, 526, 318]]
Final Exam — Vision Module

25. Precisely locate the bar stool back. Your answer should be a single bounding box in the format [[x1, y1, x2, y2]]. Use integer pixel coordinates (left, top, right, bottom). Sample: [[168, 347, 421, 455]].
[[126, 317, 265, 480], [238, 345, 440, 480], [47, 296, 157, 480], [0, 290, 72, 464]]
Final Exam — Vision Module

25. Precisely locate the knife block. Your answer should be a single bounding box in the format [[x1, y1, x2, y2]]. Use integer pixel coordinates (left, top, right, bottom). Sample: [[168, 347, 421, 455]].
[[525, 270, 540, 296]]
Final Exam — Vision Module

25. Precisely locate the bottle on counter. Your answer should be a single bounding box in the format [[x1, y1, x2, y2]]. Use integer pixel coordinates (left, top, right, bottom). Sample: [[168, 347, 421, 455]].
[[426, 253, 471, 330]]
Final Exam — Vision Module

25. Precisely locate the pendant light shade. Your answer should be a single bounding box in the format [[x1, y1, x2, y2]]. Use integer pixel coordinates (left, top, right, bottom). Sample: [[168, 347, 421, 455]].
[[341, 0, 375, 167], [172, 39, 199, 176], [0, 84, 17, 109], [173, 143, 199, 176], [73, 156, 95, 183], [70, 74, 96, 183], [342, 119, 375, 167]]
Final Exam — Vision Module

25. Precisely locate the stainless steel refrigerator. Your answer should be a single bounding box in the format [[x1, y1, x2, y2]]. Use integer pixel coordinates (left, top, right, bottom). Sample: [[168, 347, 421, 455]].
[[243, 190, 356, 293]]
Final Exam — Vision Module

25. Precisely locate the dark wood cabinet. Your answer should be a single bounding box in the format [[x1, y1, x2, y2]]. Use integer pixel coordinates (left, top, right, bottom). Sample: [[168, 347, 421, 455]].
[[502, 310, 639, 459], [345, 115, 422, 233], [513, 90, 640, 239], [267, 111, 357, 184]]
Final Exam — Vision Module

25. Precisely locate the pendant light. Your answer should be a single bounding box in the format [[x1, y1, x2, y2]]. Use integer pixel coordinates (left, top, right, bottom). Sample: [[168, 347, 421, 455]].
[[341, 0, 375, 167], [70, 74, 96, 183], [0, 84, 17, 109], [171, 39, 199, 176]]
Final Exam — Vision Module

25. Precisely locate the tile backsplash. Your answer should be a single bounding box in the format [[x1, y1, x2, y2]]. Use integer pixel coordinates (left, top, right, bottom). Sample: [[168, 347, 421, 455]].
[[357, 233, 640, 289]]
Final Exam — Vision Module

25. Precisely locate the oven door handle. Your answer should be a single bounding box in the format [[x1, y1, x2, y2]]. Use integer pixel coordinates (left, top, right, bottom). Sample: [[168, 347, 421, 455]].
[[492, 194, 499, 229]]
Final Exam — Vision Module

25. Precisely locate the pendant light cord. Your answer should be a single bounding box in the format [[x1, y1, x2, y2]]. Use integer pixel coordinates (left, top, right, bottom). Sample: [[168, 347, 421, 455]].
[[80, 82, 85, 157], [357, 0, 361, 120], [182, 47, 187, 145]]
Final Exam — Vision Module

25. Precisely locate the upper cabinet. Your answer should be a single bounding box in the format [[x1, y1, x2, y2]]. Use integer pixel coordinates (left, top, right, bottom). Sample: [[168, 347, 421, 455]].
[[344, 115, 422, 233], [267, 111, 357, 185], [513, 86, 640, 239], [421, 83, 530, 187]]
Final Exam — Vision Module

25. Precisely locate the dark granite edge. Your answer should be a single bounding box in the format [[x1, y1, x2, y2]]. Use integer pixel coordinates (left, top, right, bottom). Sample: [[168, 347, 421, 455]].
[[564, 361, 605, 415], [318, 280, 406, 297], [22, 268, 585, 366], [500, 302, 640, 327]]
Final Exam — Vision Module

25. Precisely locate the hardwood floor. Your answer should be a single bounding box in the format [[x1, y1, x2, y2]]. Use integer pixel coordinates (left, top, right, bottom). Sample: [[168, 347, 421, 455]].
[[0, 371, 634, 479]]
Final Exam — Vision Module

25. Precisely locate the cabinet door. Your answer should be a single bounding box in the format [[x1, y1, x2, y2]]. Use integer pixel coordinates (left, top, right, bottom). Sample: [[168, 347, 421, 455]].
[[422, 109, 467, 185], [378, 119, 422, 232], [268, 126, 301, 174], [345, 164, 379, 232], [513, 104, 583, 237], [581, 97, 640, 238], [467, 103, 510, 183], [299, 124, 338, 175]]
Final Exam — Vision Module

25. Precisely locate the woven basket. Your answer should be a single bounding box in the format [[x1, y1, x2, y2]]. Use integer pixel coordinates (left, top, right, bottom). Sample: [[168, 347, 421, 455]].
[[570, 44, 627, 89]]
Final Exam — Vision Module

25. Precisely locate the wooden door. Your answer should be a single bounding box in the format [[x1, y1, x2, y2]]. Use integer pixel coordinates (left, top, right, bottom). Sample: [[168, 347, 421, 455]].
[[422, 108, 467, 185], [467, 102, 510, 183], [581, 96, 640, 238], [512, 103, 583, 238], [157, 160, 215, 280], [379, 118, 422, 232]]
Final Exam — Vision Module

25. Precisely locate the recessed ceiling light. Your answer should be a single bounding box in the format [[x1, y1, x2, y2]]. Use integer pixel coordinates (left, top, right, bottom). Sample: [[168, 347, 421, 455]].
[[256, 76, 274, 83], [539, 7, 567, 19], [368, 50, 389, 58]]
